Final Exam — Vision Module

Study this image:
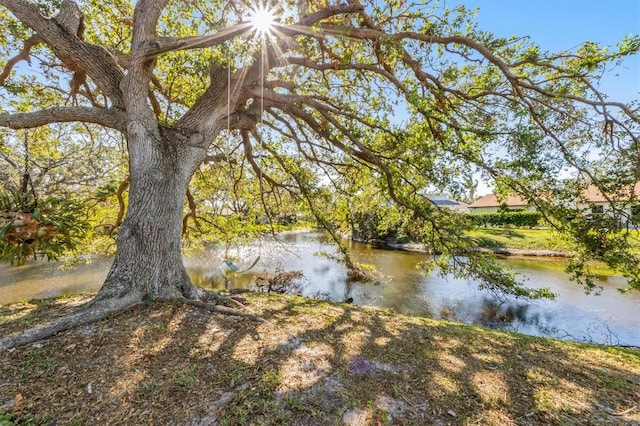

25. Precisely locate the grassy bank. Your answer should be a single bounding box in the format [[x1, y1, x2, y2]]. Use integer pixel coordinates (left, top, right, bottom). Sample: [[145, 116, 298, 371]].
[[467, 227, 640, 255], [466, 228, 571, 252], [1, 293, 639, 425]]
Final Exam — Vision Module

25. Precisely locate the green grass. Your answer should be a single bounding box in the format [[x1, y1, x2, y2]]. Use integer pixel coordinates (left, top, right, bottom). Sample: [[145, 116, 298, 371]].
[[467, 227, 640, 254], [466, 228, 571, 251]]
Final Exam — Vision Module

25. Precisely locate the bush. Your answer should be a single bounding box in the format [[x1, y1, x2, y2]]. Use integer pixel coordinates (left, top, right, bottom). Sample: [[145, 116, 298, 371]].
[[467, 211, 542, 228], [0, 191, 89, 265], [350, 211, 402, 241]]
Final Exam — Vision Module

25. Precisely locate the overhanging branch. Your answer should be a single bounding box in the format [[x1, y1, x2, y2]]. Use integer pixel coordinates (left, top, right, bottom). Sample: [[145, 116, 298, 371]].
[[1, 0, 125, 107], [146, 24, 252, 58], [0, 107, 126, 131], [0, 34, 42, 85]]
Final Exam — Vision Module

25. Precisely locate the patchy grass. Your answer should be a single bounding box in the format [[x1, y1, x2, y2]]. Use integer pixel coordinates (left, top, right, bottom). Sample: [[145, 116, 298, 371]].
[[1, 293, 639, 425]]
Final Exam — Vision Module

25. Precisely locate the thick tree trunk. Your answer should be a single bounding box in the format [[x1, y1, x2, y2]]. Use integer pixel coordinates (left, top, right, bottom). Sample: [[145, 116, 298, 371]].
[[93, 124, 208, 305], [0, 122, 258, 354], [0, 116, 240, 354]]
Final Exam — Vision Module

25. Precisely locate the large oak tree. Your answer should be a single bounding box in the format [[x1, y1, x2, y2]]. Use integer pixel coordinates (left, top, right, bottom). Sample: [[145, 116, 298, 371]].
[[1, 0, 638, 352]]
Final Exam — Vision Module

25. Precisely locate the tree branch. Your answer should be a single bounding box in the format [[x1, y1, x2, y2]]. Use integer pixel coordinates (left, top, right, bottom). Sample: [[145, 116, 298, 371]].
[[0, 34, 42, 85], [0, 107, 126, 131], [297, 3, 364, 26], [145, 24, 252, 58], [0, 0, 125, 107], [318, 24, 638, 120], [109, 176, 129, 236], [130, 0, 169, 47]]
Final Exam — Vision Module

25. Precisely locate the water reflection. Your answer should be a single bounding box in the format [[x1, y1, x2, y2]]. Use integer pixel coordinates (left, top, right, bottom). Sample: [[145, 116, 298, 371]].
[[476, 298, 532, 325], [1, 231, 639, 346], [0, 257, 111, 302]]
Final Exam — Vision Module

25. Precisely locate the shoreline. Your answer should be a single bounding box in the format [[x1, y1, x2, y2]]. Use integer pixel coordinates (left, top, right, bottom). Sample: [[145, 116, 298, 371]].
[[362, 237, 574, 259]]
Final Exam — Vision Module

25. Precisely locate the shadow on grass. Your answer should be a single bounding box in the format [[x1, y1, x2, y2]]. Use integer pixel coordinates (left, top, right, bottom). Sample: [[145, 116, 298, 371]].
[[470, 228, 528, 248], [469, 236, 507, 248], [0, 294, 90, 332], [481, 229, 527, 239], [1, 293, 639, 425]]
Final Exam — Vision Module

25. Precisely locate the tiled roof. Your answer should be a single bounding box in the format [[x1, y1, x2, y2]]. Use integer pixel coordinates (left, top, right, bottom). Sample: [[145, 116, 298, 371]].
[[581, 183, 640, 202], [468, 194, 529, 208], [469, 183, 640, 209]]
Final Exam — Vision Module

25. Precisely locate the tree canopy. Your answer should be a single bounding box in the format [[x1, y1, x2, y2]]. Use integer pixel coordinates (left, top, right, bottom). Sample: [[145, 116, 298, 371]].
[[0, 0, 639, 351]]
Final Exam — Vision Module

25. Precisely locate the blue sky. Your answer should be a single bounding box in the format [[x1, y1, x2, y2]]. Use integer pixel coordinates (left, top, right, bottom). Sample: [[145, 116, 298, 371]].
[[449, 0, 640, 102], [443, 1, 639, 195]]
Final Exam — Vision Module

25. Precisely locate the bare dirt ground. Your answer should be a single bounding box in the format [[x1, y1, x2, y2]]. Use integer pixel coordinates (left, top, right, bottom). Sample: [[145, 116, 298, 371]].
[[1, 293, 639, 425]]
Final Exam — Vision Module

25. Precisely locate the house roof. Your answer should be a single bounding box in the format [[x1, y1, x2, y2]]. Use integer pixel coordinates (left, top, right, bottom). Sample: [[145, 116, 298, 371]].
[[582, 183, 640, 202], [469, 183, 640, 209], [468, 194, 529, 209], [425, 193, 470, 212], [432, 199, 461, 206]]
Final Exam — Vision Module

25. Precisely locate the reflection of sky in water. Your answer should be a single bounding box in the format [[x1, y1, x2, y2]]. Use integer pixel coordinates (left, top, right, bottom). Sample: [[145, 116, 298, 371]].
[[1, 232, 639, 346], [0, 257, 111, 302]]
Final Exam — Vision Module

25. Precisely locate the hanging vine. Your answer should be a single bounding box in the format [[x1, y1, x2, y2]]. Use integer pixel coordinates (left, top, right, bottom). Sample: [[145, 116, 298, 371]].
[[20, 132, 37, 202]]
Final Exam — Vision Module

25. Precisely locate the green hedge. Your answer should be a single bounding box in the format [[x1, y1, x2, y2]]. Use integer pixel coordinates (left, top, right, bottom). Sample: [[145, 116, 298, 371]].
[[467, 211, 542, 228]]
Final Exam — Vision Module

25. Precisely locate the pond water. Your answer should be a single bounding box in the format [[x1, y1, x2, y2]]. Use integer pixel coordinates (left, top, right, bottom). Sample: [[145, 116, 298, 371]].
[[1, 231, 639, 347]]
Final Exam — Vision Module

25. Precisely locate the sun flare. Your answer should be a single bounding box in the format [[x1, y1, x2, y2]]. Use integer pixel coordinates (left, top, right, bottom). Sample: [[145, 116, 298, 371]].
[[250, 6, 275, 34]]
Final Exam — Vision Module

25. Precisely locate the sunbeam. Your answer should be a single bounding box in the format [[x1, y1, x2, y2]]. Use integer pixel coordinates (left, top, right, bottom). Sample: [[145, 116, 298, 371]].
[[250, 5, 275, 35]]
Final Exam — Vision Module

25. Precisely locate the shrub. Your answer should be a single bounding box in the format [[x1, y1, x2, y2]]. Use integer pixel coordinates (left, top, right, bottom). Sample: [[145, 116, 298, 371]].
[[467, 211, 542, 228], [0, 191, 89, 265]]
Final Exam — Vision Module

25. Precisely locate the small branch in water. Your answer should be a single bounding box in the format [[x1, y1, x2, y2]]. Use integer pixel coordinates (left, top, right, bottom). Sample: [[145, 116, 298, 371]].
[[347, 262, 377, 282], [255, 268, 304, 294]]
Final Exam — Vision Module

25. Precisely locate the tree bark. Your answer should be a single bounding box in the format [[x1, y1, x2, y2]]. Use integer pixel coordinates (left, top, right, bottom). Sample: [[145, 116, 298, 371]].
[[93, 123, 208, 305], [0, 123, 257, 355]]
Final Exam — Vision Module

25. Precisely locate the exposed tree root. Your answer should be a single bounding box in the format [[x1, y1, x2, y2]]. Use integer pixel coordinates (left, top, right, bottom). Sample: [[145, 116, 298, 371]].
[[181, 299, 265, 323], [0, 295, 140, 356], [0, 287, 263, 355], [193, 287, 250, 310]]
